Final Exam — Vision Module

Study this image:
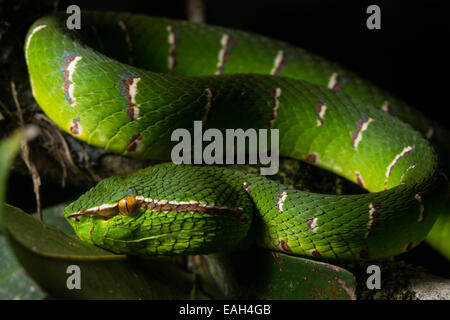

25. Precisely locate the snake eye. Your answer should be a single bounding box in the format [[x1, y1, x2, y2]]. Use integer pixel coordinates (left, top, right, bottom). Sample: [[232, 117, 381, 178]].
[[118, 195, 138, 216]]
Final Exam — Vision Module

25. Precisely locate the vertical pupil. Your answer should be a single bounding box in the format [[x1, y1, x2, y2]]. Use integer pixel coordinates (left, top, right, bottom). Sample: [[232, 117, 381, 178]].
[[119, 195, 137, 216]]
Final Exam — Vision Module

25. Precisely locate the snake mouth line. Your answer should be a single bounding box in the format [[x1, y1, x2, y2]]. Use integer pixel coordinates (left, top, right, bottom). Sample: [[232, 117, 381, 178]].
[[68, 203, 119, 220], [68, 196, 247, 223]]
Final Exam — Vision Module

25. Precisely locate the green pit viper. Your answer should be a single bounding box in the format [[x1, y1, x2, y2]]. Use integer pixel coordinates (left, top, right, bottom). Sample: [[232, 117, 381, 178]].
[[24, 11, 450, 260]]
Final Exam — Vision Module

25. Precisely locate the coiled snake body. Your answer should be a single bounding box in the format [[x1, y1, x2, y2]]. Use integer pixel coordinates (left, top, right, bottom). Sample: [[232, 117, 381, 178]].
[[25, 12, 448, 260]]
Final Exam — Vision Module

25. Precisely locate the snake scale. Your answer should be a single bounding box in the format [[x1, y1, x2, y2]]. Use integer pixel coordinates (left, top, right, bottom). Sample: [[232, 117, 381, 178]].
[[24, 11, 449, 260]]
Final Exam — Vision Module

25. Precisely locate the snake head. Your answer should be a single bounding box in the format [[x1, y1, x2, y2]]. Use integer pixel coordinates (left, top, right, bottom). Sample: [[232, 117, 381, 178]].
[[64, 176, 134, 220], [63, 164, 253, 256]]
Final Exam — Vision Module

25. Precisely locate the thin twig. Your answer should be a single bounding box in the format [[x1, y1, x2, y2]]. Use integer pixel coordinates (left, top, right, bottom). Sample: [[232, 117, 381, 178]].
[[52, 0, 60, 12], [79, 144, 102, 182], [33, 113, 101, 186], [0, 99, 13, 121], [34, 113, 78, 188], [185, 0, 206, 23], [10, 81, 43, 221]]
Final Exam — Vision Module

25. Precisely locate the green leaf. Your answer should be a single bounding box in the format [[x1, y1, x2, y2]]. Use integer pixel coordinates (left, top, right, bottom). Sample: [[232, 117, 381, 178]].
[[3, 204, 195, 299], [0, 130, 23, 229], [0, 234, 46, 299], [0, 130, 46, 299], [427, 211, 450, 261], [33, 201, 75, 235], [201, 250, 357, 299]]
